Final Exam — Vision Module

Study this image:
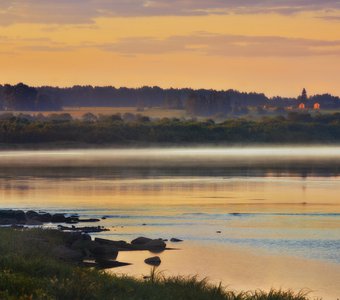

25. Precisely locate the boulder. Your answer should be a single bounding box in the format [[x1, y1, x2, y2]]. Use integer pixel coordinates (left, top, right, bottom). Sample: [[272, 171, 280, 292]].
[[0, 210, 26, 224], [131, 237, 153, 245], [144, 256, 161, 266], [0, 210, 15, 219], [26, 210, 39, 219], [36, 213, 52, 222], [51, 213, 66, 223], [91, 245, 118, 259], [144, 239, 166, 251], [52, 246, 83, 262], [14, 210, 26, 222], [95, 238, 129, 249], [71, 239, 95, 252]]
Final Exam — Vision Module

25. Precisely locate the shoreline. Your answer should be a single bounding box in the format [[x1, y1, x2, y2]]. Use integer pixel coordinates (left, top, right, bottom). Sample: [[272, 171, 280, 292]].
[[1, 209, 339, 299]]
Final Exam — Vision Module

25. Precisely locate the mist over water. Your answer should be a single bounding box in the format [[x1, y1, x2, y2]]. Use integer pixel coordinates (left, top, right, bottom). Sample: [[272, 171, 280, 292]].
[[1, 146, 340, 168], [0, 146, 340, 181]]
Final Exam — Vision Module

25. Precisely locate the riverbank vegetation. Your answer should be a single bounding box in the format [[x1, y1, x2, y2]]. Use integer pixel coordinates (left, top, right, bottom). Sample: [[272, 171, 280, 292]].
[[1, 112, 340, 146], [0, 228, 311, 300]]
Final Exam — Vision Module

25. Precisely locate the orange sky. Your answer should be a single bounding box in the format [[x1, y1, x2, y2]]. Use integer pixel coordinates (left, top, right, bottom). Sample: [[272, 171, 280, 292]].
[[0, 1, 340, 97]]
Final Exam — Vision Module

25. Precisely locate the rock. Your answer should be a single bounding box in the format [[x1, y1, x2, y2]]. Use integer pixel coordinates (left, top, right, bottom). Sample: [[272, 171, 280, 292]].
[[58, 225, 108, 233], [78, 218, 100, 223], [52, 246, 83, 262], [0, 210, 26, 224], [131, 237, 153, 245], [95, 238, 129, 248], [95, 237, 166, 252], [36, 213, 52, 222], [144, 239, 166, 251], [51, 213, 66, 223], [91, 245, 118, 259], [26, 210, 39, 219], [65, 217, 79, 224], [170, 238, 183, 243], [0, 210, 15, 219], [70, 239, 95, 252], [216, 231, 221, 234], [14, 210, 26, 222], [144, 256, 161, 266]]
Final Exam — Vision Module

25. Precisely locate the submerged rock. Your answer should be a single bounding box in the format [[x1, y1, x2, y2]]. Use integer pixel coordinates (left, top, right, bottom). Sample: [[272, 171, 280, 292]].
[[58, 225, 109, 233], [170, 238, 183, 243], [78, 218, 100, 223]]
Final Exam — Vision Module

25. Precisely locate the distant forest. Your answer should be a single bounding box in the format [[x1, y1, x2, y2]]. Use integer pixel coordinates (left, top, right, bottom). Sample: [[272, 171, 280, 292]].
[[0, 83, 340, 116]]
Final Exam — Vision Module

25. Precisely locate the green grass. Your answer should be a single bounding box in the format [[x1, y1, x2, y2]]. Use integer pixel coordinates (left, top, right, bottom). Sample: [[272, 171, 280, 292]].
[[0, 228, 313, 300]]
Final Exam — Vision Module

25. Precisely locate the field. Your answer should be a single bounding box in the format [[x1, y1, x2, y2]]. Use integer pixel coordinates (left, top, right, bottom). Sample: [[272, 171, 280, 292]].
[[3, 107, 188, 120]]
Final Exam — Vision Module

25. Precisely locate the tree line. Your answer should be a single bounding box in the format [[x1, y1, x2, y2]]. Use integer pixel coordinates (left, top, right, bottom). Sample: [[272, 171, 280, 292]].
[[1, 112, 340, 145]]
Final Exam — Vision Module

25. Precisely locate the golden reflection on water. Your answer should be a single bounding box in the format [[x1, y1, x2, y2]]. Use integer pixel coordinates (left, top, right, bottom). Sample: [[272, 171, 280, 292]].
[[1, 176, 340, 213], [114, 242, 340, 300]]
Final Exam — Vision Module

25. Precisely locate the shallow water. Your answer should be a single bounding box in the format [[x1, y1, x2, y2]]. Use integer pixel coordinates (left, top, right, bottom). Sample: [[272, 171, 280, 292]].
[[0, 147, 340, 299]]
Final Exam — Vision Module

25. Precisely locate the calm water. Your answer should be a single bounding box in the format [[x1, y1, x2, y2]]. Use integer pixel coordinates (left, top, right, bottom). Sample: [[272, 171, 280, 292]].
[[0, 147, 340, 299]]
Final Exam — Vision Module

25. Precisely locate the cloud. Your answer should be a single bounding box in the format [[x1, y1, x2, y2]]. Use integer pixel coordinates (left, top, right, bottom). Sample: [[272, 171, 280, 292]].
[[318, 15, 340, 21], [0, 35, 78, 52], [99, 33, 340, 57], [3, 31, 340, 57], [0, 0, 340, 25]]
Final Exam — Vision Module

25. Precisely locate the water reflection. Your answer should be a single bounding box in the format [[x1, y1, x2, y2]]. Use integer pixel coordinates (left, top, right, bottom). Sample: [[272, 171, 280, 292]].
[[0, 147, 340, 299]]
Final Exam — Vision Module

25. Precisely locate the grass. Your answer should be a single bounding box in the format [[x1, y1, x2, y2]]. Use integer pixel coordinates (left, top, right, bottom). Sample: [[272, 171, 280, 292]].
[[0, 228, 313, 300]]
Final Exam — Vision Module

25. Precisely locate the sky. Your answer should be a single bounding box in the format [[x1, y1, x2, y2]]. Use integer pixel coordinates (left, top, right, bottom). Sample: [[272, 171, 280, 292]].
[[0, 0, 340, 97]]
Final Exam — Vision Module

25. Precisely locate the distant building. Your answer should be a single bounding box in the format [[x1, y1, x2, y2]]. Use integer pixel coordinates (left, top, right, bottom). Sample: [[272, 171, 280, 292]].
[[314, 103, 320, 110], [298, 103, 306, 110]]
